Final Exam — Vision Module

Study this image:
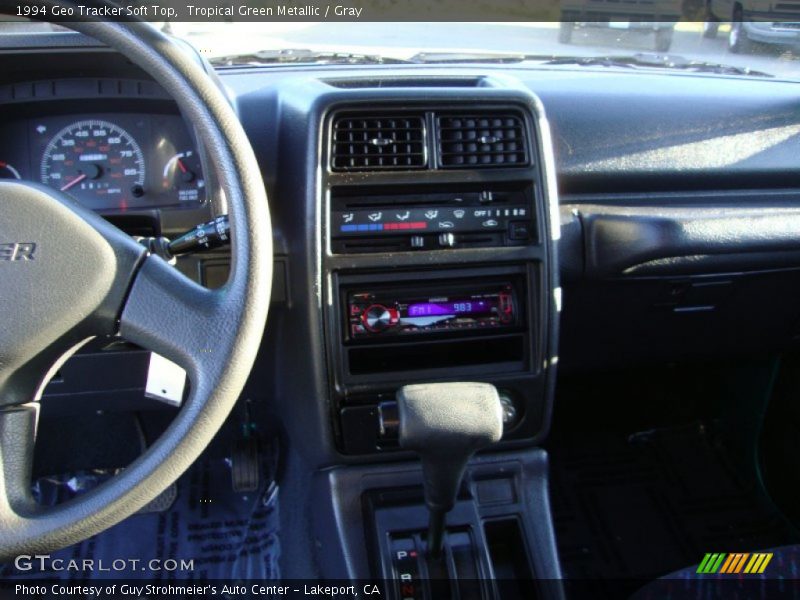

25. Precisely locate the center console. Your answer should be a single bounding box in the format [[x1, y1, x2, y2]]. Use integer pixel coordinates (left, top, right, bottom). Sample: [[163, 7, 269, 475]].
[[322, 97, 559, 457], [310, 79, 562, 597]]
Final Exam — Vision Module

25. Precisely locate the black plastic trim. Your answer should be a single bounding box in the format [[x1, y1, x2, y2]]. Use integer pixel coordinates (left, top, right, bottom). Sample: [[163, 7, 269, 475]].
[[314, 88, 559, 458], [564, 192, 800, 278]]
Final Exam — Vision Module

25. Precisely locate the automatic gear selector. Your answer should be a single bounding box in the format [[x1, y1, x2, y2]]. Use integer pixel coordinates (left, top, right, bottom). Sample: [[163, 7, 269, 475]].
[[394, 382, 503, 557]]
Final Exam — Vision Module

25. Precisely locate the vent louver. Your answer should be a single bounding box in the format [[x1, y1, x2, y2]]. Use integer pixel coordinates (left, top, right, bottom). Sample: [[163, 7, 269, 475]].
[[437, 113, 528, 168], [331, 115, 427, 171]]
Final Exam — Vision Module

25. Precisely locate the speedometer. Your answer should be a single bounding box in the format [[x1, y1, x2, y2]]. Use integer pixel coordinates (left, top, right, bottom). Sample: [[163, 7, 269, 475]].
[[40, 119, 146, 211]]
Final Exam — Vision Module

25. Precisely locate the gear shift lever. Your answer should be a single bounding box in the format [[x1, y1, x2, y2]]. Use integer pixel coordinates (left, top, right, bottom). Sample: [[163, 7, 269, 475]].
[[395, 382, 503, 558]]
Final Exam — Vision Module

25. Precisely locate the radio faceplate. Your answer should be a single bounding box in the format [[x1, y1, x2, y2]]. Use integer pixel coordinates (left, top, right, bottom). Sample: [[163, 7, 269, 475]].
[[345, 281, 519, 341]]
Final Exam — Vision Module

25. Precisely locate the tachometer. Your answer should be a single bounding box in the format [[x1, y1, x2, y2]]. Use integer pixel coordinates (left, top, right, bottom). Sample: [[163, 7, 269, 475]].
[[40, 119, 145, 210]]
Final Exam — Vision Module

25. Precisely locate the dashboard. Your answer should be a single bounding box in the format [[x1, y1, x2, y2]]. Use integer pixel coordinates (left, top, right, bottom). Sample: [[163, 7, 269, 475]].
[[0, 110, 206, 212], [11, 33, 800, 467], [6, 31, 800, 591]]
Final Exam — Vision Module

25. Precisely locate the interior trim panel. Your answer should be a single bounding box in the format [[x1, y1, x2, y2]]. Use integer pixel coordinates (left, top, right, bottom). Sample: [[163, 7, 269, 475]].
[[564, 195, 800, 278]]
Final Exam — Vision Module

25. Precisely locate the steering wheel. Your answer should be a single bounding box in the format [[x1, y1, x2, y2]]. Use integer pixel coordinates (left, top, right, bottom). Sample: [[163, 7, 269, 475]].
[[0, 20, 272, 560]]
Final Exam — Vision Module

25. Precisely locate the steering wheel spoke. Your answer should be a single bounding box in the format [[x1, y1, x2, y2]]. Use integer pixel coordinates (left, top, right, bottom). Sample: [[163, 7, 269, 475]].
[[119, 255, 227, 385], [0, 404, 38, 526]]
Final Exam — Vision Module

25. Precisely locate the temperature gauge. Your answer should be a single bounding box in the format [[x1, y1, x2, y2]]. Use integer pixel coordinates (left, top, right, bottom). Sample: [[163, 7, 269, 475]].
[[162, 150, 205, 203], [0, 161, 21, 179]]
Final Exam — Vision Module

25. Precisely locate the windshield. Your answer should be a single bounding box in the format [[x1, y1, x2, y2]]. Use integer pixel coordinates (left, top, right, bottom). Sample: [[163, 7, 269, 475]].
[[164, 21, 800, 79], [5, 19, 800, 79]]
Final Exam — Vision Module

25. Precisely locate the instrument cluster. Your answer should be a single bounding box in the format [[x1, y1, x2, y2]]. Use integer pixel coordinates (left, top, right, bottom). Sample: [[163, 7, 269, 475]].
[[0, 112, 206, 212]]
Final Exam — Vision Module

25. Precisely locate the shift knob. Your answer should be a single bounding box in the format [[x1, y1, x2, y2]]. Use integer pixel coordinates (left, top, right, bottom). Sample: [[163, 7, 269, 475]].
[[396, 382, 503, 557]]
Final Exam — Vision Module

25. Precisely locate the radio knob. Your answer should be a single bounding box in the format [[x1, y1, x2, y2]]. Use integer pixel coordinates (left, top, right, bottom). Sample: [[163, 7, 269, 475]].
[[362, 304, 399, 332]]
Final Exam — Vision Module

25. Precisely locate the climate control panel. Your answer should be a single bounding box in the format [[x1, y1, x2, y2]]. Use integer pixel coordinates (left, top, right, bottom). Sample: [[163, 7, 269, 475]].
[[330, 186, 535, 253], [334, 204, 530, 237]]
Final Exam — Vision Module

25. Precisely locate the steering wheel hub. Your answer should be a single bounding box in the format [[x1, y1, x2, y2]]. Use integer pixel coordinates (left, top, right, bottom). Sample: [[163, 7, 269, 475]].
[[0, 181, 144, 407]]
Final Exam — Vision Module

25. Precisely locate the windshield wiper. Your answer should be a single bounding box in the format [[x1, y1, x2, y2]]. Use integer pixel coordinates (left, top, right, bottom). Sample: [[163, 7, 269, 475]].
[[407, 51, 529, 64], [542, 53, 774, 77], [677, 60, 773, 77], [210, 48, 413, 67], [407, 51, 773, 77], [211, 49, 774, 78]]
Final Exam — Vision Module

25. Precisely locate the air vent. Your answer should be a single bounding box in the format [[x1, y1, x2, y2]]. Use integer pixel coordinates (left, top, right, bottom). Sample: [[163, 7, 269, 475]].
[[437, 114, 528, 168], [331, 115, 427, 171]]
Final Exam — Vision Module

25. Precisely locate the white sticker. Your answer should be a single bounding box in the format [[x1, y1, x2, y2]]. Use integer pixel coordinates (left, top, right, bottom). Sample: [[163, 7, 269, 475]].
[[145, 353, 186, 407]]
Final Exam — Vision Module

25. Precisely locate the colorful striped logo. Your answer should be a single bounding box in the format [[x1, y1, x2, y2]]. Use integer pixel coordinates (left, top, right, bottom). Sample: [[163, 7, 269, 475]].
[[696, 552, 773, 575]]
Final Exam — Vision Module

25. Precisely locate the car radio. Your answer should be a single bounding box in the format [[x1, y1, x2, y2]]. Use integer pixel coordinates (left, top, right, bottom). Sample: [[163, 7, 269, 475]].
[[345, 282, 519, 341]]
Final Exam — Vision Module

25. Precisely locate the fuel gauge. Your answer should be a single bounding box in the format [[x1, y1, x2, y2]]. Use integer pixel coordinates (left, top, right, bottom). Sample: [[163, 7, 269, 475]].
[[0, 161, 21, 179], [162, 150, 205, 204]]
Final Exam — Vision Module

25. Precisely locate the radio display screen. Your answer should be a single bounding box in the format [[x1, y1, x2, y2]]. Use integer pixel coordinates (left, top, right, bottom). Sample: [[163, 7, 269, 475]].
[[346, 282, 518, 339], [407, 300, 492, 317]]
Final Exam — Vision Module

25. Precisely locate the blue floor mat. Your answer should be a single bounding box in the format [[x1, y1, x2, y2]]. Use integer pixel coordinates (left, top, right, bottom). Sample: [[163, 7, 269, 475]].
[[1, 457, 280, 581]]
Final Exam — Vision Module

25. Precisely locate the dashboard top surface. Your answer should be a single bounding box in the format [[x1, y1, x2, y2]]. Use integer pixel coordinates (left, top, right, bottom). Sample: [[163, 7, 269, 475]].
[[3, 32, 798, 199], [215, 63, 800, 194]]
